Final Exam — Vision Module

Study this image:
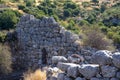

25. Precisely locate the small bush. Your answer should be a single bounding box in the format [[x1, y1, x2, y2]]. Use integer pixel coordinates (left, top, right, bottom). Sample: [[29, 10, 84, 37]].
[[23, 69, 46, 80], [81, 26, 115, 50], [0, 44, 12, 74], [0, 31, 7, 42], [0, 10, 19, 30], [18, 5, 26, 10]]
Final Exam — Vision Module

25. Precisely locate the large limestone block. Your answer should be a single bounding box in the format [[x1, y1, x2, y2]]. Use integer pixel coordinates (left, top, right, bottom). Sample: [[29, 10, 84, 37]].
[[91, 50, 112, 65], [101, 65, 118, 78], [57, 73, 65, 80], [64, 75, 72, 80], [67, 65, 80, 78], [116, 71, 120, 79], [57, 62, 80, 72], [75, 77, 86, 80], [79, 64, 99, 79], [110, 78, 119, 80], [90, 77, 109, 80], [52, 56, 68, 64], [112, 52, 120, 68]]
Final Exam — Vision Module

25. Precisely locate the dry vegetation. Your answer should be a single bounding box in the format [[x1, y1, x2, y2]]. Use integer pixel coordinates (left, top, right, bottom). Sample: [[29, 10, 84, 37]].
[[81, 26, 115, 51], [23, 69, 46, 80], [0, 44, 12, 74]]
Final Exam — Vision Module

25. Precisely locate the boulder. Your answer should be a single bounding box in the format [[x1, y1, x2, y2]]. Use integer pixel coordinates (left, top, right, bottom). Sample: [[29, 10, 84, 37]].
[[50, 77, 57, 80], [64, 75, 72, 80], [75, 77, 86, 80], [112, 52, 120, 68], [57, 62, 80, 72], [57, 73, 65, 80], [79, 64, 99, 79], [90, 77, 109, 80], [96, 73, 102, 78], [101, 65, 118, 77], [90, 78, 100, 80], [52, 56, 68, 64], [67, 65, 80, 78], [116, 71, 120, 79], [110, 78, 119, 80], [91, 50, 112, 65]]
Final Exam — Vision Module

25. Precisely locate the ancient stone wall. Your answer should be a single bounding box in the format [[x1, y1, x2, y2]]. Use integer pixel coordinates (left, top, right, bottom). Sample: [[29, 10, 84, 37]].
[[15, 14, 81, 69]]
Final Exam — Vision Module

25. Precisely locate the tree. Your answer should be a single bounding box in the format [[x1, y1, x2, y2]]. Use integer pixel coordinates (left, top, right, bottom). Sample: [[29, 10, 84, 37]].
[[0, 10, 18, 30], [64, 1, 77, 9], [92, 0, 99, 5], [100, 4, 107, 13], [64, 9, 71, 17]]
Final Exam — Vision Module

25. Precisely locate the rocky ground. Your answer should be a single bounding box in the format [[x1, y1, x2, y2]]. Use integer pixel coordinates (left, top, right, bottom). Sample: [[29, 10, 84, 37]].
[[46, 50, 120, 80]]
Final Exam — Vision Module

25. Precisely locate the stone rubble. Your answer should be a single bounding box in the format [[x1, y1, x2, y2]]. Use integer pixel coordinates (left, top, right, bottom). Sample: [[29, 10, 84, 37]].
[[49, 50, 120, 80], [52, 56, 68, 65], [112, 52, 120, 68]]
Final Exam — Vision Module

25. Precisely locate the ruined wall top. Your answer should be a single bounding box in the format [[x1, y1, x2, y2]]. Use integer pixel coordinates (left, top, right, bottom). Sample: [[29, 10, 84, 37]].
[[15, 14, 81, 67]]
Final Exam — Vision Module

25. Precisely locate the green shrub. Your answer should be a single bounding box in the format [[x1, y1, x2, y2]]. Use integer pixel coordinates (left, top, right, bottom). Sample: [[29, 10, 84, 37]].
[[0, 44, 12, 74], [64, 9, 71, 17], [0, 31, 7, 42], [78, 20, 90, 26], [0, 10, 19, 30], [112, 34, 120, 44], [18, 5, 26, 10], [23, 7, 45, 18], [82, 2, 90, 8]]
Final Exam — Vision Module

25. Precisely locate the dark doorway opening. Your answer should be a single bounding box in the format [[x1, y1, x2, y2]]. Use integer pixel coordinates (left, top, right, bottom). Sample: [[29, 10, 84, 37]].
[[41, 48, 48, 64]]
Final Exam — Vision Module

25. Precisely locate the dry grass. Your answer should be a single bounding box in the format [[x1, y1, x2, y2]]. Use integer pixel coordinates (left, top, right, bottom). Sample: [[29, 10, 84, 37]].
[[23, 69, 46, 80], [81, 26, 115, 51], [0, 44, 12, 74]]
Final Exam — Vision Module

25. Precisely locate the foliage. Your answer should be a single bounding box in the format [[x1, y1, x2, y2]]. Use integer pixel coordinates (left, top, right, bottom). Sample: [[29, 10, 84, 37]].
[[0, 10, 20, 30], [0, 44, 12, 74], [82, 2, 91, 8], [63, 1, 80, 17], [100, 4, 107, 13], [18, 5, 26, 10], [63, 9, 71, 17], [23, 69, 46, 80], [0, 31, 7, 42], [81, 26, 115, 50], [24, 0, 35, 7], [102, 6, 120, 26], [37, 0, 57, 16], [92, 0, 99, 4], [106, 26, 120, 44], [23, 7, 45, 18], [78, 20, 90, 26]]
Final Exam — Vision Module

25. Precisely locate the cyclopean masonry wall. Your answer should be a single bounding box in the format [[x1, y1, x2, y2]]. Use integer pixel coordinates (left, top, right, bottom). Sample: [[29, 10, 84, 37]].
[[15, 14, 81, 69]]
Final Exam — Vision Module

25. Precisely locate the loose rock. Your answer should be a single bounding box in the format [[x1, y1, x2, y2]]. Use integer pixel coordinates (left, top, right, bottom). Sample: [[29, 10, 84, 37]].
[[91, 50, 112, 65], [57, 73, 65, 80], [67, 65, 80, 78], [52, 56, 68, 64], [79, 64, 99, 79], [57, 62, 79, 72], [112, 52, 120, 68], [116, 71, 120, 79], [101, 65, 118, 77], [75, 77, 86, 80]]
